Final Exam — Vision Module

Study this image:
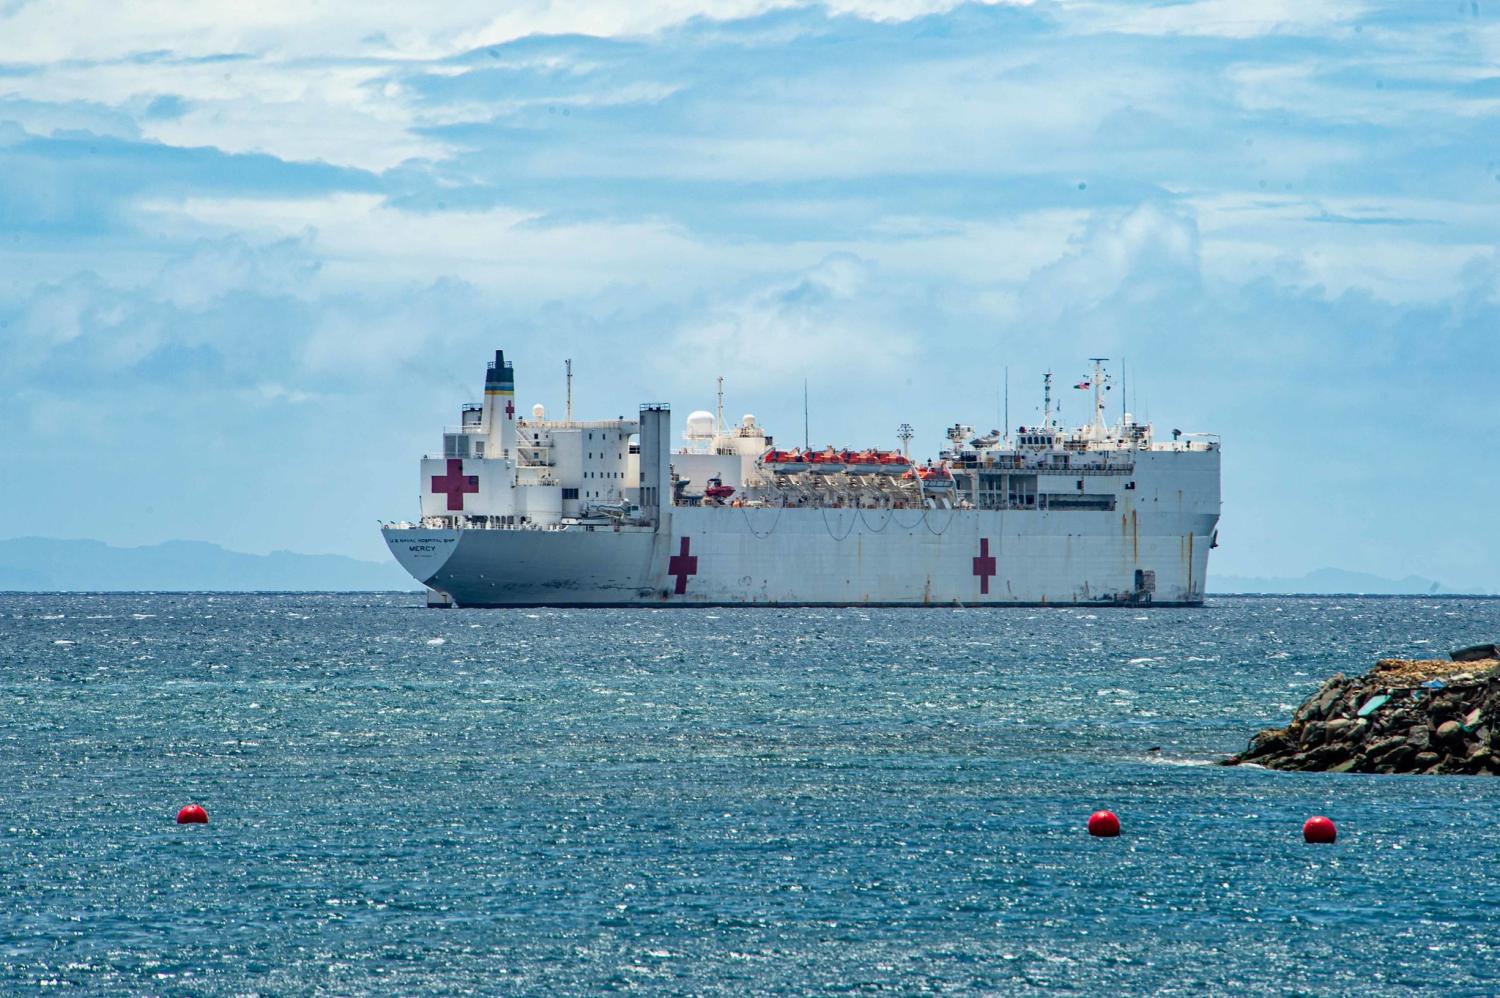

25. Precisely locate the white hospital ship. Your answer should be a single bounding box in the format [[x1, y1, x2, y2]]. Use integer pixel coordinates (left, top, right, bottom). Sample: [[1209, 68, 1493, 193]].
[[382, 350, 1220, 607]]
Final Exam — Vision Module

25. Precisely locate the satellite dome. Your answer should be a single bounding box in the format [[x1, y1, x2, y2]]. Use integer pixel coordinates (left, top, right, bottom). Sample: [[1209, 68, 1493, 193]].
[[532, 403, 546, 419], [685, 410, 715, 439]]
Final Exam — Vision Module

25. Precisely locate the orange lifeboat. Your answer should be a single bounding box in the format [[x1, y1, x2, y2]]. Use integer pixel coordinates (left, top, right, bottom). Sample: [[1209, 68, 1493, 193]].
[[878, 450, 913, 475], [916, 462, 955, 489], [807, 447, 846, 475], [760, 448, 810, 473]]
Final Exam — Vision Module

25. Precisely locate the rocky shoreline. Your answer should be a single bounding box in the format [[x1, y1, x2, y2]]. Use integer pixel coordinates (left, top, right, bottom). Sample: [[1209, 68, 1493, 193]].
[[1224, 645, 1500, 775]]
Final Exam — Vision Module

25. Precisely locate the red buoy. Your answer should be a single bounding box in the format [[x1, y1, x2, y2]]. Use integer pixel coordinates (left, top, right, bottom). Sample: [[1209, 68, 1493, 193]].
[[1302, 815, 1336, 843], [1087, 810, 1120, 837], [176, 804, 208, 825]]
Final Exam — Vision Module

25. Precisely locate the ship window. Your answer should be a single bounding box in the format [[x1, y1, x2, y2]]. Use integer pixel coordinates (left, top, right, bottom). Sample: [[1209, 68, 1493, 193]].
[[563, 488, 578, 500]]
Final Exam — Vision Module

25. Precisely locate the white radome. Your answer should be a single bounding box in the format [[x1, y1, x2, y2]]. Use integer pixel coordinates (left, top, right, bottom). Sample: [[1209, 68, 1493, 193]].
[[684, 410, 715, 439]]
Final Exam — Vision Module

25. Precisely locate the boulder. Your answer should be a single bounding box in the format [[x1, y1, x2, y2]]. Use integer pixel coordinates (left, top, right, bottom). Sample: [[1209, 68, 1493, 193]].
[[1224, 654, 1500, 775], [1452, 643, 1500, 662]]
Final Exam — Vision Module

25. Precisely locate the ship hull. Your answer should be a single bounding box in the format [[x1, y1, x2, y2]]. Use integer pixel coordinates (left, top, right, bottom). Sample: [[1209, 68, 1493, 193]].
[[384, 502, 1216, 608]]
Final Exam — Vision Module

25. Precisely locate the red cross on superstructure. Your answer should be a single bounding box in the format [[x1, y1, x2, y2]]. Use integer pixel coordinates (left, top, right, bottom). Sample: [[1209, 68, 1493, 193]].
[[505, 399, 515, 419], [668, 536, 698, 595], [431, 458, 479, 511], [973, 537, 997, 595]]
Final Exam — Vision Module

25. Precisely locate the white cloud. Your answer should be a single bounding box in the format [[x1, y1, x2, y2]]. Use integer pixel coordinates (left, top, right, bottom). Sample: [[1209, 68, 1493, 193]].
[[1059, 0, 1369, 39], [659, 253, 919, 389], [3, 0, 1499, 585], [138, 193, 734, 296], [1184, 191, 1500, 303], [1019, 202, 1200, 325], [0, 1, 1032, 65]]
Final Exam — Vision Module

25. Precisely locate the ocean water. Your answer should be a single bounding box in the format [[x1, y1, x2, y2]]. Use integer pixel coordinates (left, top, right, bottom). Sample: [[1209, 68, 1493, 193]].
[[5, 594, 1500, 996]]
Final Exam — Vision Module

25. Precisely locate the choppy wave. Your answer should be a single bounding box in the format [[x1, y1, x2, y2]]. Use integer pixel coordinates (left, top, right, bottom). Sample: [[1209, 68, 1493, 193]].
[[3, 592, 1499, 994]]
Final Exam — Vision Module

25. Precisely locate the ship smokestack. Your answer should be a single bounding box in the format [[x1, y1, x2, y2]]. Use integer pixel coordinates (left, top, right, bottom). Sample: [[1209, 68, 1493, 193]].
[[638, 404, 671, 528], [483, 350, 516, 460]]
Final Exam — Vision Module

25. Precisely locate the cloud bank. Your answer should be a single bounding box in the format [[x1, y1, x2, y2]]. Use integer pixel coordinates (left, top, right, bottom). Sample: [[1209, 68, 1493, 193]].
[[0, 0, 1495, 588]]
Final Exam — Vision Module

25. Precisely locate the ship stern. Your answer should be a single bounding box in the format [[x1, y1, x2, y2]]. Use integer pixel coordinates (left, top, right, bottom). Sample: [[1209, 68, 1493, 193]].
[[381, 526, 461, 592]]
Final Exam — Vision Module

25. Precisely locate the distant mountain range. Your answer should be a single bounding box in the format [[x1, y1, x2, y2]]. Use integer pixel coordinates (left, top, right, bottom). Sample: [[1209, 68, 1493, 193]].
[[0, 537, 415, 592], [1209, 568, 1480, 596]]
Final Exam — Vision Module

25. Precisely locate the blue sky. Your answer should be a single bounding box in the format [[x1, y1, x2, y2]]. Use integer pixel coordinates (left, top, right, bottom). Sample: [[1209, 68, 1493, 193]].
[[1, 0, 1497, 589]]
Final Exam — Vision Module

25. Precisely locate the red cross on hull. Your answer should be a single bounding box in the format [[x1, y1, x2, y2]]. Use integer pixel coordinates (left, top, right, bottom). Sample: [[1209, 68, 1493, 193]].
[[973, 538, 997, 595], [431, 458, 479, 511], [668, 537, 699, 595]]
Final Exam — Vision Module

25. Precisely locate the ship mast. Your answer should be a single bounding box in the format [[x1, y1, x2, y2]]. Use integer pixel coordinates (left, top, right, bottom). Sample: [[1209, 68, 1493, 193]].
[[565, 358, 573, 422], [1003, 366, 1009, 447], [715, 376, 724, 446], [1042, 370, 1054, 430], [1090, 357, 1109, 438], [1120, 358, 1126, 431]]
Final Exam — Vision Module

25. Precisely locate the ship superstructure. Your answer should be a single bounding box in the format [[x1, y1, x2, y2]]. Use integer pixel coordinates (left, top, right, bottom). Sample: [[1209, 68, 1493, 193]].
[[382, 351, 1220, 607]]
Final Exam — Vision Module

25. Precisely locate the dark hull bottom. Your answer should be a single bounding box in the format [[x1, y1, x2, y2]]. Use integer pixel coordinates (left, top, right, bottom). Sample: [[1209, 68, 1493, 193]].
[[433, 599, 1208, 609]]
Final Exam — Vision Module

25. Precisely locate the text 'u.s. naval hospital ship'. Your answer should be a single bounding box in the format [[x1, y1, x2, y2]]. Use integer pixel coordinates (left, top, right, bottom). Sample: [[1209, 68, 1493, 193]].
[[382, 350, 1220, 607]]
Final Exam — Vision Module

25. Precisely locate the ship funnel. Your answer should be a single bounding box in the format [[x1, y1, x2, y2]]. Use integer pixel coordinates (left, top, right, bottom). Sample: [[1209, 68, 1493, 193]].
[[639, 404, 672, 528], [482, 349, 517, 460]]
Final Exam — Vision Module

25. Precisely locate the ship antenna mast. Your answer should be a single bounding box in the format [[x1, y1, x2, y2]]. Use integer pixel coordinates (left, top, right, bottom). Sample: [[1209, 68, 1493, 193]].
[[803, 379, 810, 451], [897, 422, 913, 457], [1003, 366, 1009, 446], [1090, 357, 1109, 438], [1042, 370, 1054, 429], [715, 375, 724, 446], [565, 358, 573, 422]]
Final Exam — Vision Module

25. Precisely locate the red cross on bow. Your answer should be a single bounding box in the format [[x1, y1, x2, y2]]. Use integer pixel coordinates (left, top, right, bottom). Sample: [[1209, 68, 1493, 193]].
[[973, 538, 997, 595], [431, 459, 479, 511], [668, 537, 698, 595]]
